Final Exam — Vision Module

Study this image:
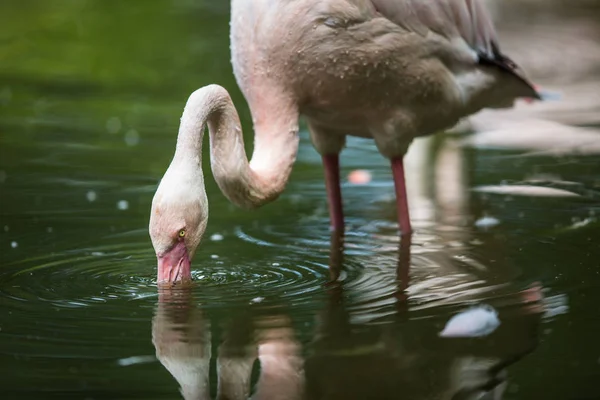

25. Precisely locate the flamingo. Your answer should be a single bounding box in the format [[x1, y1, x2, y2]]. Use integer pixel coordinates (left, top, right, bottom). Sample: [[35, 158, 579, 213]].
[[149, 0, 540, 284]]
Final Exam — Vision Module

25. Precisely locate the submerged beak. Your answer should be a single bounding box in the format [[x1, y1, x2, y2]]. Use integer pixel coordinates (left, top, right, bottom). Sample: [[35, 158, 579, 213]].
[[157, 241, 192, 285]]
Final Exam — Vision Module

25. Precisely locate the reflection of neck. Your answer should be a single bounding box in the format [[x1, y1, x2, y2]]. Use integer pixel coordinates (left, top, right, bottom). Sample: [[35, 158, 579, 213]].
[[216, 355, 256, 400], [172, 360, 211, 400], [154, 289, 306, 399], [152, 289, 211, 400]]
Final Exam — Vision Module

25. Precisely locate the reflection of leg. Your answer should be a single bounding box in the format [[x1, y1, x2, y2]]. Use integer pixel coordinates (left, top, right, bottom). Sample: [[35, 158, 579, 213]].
[[396, 233, 412, 315], [216, 354, 256, 400], [217, 314, 257, 400], [433, 136, 468, 226]]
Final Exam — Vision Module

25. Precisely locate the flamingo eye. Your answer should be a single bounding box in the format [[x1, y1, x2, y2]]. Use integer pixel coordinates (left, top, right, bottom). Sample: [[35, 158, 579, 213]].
[[178, 229, 186, 238]]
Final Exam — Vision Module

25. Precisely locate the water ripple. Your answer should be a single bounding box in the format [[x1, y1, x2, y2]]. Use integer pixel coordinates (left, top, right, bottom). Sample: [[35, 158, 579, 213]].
[[189, 257, 329, 308], [0, 234, 333, 313], [1, 242, 156, 308]]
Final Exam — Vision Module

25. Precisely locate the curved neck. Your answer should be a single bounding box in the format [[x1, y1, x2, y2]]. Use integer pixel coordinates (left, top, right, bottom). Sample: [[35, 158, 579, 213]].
[[174, 84, 299, 209]]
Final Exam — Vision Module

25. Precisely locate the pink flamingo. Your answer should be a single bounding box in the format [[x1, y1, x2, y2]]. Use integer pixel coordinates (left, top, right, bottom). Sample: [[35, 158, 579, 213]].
[[149, 0, 540, 284]]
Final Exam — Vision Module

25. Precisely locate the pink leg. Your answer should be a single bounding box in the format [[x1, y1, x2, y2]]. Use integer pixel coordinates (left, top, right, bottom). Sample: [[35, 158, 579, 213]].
[[322, 154, 344, 232], [391, 157, 412, 235]]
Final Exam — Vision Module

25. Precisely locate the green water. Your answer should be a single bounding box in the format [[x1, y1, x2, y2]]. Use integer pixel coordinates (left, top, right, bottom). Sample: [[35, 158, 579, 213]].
[[1, 1, 600, 399]]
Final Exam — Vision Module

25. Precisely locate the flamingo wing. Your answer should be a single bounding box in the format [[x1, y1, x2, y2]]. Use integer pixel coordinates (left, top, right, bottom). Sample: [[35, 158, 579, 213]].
[[369, 0, 538, 94]]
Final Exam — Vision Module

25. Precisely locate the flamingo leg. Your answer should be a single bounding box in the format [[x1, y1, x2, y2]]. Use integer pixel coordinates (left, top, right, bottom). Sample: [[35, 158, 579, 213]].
[[326, 230, 344, 284], [322, 154, 344, 232], [391, 157, 412, 235]]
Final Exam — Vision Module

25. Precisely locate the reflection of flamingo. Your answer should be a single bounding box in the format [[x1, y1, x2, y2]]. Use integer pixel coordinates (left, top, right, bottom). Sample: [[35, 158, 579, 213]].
[[148, 0, 541, 284], [313, 162, 548, 398], [152, 289, 213, 399], [152, 237, 546, 399], [306, 264, 544, 400], [152, 289, 304, 400]]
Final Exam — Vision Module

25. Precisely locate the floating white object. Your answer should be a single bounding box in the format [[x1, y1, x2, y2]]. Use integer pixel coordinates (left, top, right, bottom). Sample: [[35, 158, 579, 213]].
[[473, 185, 580, 198], [474, 216, 500, 229], [462, 120, 600, 156], [116, 355, 155, 366], [117, 200, 129, 210], [86, 190, 97, 202], [10, 241, 18, 249], [210, 233, 224, 241], [439, 304, 500, 338], [542, 293, 569, 319], [567, 217, 596, 230]]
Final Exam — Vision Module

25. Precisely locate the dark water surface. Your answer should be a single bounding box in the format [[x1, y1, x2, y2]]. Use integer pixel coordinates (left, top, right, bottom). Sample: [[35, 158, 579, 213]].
[[1, 1, 600, 399]]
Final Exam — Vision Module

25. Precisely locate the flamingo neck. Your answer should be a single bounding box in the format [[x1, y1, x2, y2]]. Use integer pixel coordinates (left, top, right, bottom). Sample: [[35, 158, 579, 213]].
[[172, 84, 299, 209]]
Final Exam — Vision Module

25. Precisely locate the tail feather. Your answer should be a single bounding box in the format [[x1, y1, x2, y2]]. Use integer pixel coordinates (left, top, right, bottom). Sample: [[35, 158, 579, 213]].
[[477, 42, 541, 101]]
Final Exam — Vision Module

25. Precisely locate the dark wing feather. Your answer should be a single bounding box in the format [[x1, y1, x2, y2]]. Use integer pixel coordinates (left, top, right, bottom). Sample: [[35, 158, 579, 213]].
[[370, 0, 540, 97]]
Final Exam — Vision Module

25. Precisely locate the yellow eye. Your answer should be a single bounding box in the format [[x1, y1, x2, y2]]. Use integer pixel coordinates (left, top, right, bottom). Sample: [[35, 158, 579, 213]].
[[178, 229, 186, 238]]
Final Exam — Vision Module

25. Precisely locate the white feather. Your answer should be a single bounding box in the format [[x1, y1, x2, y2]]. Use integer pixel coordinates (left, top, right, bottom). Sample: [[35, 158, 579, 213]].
[[439, 304, 500, 337]]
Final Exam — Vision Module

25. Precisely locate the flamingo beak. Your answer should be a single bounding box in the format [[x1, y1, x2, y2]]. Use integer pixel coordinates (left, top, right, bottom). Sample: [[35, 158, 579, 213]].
[[157, 241, 192, 285]]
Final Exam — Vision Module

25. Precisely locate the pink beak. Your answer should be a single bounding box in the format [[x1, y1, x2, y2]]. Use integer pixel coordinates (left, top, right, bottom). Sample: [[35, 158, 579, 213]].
[[157, 241, 192, 284]]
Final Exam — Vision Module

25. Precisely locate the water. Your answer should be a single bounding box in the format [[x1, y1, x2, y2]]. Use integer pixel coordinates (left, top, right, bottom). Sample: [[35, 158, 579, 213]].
[[1, 1, 600, 399]]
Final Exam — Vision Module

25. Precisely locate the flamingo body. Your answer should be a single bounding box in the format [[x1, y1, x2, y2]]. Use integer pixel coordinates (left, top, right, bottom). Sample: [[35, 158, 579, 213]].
[[149, 0, 539, 283], [230, 0, 538, 232]]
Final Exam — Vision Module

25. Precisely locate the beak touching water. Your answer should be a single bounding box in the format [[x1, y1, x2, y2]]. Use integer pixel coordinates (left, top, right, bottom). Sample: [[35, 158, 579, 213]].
[[157, 241, 192, 285]]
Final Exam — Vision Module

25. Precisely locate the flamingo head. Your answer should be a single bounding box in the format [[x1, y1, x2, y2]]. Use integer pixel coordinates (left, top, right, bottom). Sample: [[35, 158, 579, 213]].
[[149, 160, 208, 285]]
